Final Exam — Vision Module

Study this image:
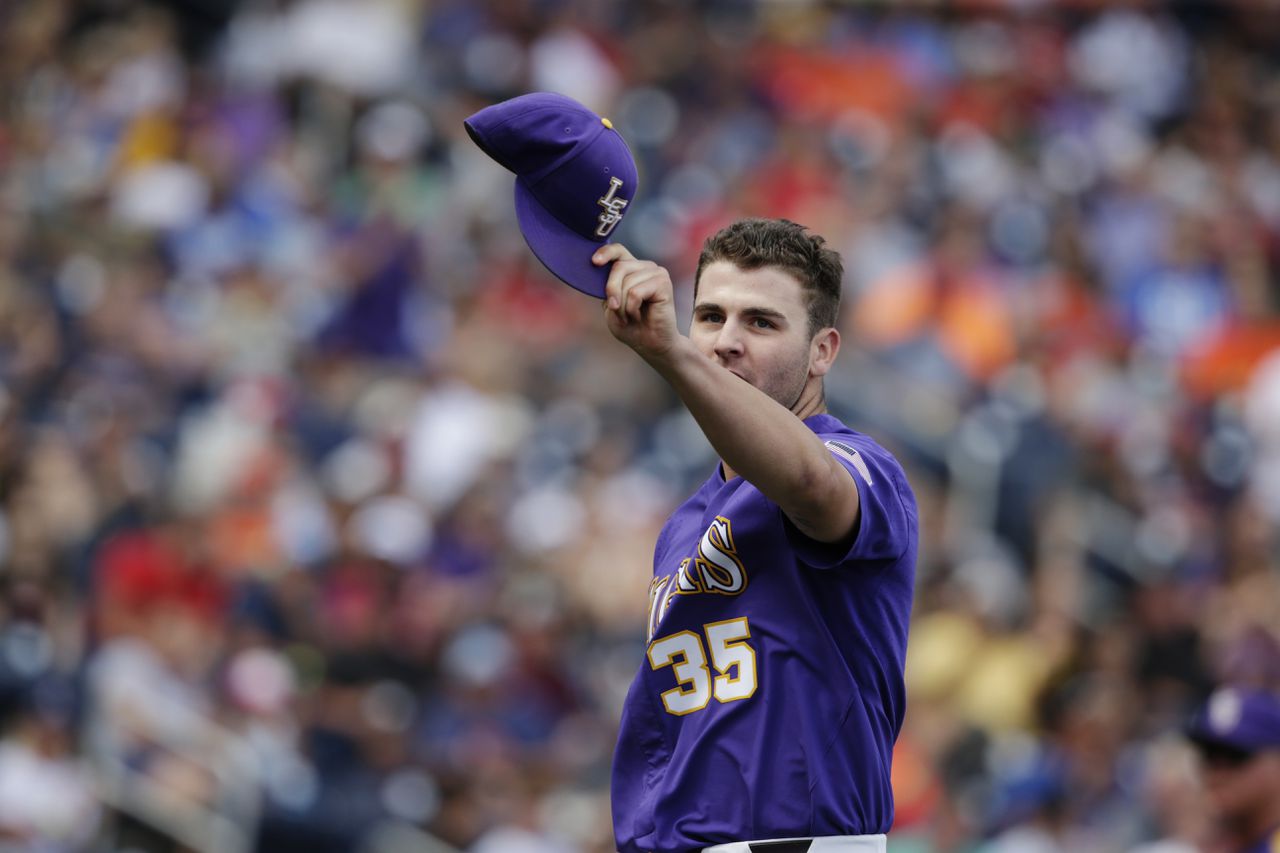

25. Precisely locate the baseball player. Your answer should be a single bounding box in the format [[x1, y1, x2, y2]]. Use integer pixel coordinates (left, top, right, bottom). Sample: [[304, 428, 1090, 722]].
[[1187, 686, 1280, 853], [596, 219, 918, 853]]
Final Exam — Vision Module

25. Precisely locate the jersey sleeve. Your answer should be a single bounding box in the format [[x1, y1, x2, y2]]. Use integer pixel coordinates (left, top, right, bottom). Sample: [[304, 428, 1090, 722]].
[[783, 434, 918, 569]]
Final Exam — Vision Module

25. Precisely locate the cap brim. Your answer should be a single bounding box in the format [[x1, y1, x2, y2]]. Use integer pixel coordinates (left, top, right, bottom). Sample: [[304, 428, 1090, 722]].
[[513, 180, 610, 299]]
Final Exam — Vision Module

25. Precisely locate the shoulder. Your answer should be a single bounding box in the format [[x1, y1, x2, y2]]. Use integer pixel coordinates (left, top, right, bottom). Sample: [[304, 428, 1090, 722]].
[[785, 414, 919, 567], [804, 414, 897, 456], [806, 415, 913, 494]]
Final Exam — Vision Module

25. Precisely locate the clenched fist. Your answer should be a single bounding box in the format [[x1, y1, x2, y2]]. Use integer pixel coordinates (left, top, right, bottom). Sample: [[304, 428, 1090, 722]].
[[593, 243, 683, 365]]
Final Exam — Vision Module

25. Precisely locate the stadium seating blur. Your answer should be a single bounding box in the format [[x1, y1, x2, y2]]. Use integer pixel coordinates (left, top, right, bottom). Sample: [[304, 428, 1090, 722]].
[[0, 1, 1277, 851]]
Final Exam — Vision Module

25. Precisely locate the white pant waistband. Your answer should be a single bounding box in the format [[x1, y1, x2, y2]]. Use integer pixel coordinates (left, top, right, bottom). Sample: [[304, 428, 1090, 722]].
[[702, 834, 887, 853]]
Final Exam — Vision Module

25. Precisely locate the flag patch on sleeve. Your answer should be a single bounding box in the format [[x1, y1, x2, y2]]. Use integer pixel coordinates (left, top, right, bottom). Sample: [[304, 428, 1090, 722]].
[[825, 439, 874, 486]]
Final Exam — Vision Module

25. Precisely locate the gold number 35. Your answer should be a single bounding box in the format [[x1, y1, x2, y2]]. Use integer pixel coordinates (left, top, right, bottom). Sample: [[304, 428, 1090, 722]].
[[647, 617, 758, 715]]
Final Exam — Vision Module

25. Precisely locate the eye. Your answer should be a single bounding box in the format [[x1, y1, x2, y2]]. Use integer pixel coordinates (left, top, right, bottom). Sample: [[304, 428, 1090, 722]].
[[697, 311, 724, 324], [751, 317, 775, 329]]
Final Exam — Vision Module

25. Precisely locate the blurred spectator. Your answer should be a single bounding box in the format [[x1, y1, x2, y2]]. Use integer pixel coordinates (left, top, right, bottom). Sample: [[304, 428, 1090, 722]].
[[1185, 686, 1280, 853], [0, 679, 99, 850]]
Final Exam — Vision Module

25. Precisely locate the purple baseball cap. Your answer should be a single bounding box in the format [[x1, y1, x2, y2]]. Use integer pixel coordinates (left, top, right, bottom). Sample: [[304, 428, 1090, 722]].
[[1186, 686, 1280, 755], [464, 92, 638, 298]]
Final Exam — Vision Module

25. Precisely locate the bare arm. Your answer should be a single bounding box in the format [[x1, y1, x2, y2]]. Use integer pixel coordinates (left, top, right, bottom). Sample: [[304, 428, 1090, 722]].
[[594, 244, 860, 544]]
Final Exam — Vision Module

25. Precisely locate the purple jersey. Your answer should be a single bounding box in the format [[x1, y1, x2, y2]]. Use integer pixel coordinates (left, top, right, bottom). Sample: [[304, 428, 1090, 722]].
[[611, 414, 918, 853]]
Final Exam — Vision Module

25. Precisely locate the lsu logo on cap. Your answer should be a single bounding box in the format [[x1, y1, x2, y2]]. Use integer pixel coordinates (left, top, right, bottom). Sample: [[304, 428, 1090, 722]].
[[595, 177, 629, 237]]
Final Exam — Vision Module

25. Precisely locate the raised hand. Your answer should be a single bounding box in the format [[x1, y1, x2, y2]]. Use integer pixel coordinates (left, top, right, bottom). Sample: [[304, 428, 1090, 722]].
[[593, 243, 683, 364]]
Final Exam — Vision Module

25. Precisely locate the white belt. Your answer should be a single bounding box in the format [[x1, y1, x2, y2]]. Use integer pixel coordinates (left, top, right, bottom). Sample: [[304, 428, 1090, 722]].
[[702, 834, 887, 852]]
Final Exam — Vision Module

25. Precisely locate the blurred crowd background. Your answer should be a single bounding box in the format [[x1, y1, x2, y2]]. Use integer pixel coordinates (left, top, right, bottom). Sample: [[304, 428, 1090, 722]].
[[1, 0, 1278, 851]]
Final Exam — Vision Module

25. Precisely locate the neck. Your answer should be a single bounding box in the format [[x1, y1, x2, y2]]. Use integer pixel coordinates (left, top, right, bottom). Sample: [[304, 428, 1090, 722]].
[[790, 379, 827, 421]]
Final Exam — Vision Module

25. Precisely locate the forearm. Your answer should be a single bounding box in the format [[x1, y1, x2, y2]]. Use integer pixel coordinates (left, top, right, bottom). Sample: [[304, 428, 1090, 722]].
[[646, 338, 835, 508]]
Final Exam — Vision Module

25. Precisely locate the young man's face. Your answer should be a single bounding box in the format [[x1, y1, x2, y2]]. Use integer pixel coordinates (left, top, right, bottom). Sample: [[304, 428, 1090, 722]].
[[690, 261, 818, 412]]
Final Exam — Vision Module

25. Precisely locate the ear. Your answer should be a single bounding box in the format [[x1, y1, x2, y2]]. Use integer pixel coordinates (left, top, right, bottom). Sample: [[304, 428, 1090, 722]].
[[809, 327, 840, 377]]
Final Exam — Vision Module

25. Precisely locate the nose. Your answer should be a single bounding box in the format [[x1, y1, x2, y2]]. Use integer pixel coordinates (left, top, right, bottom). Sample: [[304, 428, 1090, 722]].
[[712, 320, 745, 362]]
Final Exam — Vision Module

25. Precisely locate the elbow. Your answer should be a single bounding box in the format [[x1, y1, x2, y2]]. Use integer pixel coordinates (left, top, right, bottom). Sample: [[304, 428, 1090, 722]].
[[786, 457, 858, 541], [799, 454, 849, 508]]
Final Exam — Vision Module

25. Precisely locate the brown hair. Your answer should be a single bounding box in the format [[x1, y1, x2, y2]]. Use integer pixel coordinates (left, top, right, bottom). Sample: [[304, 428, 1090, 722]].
[[694, 218, 843, 338]]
